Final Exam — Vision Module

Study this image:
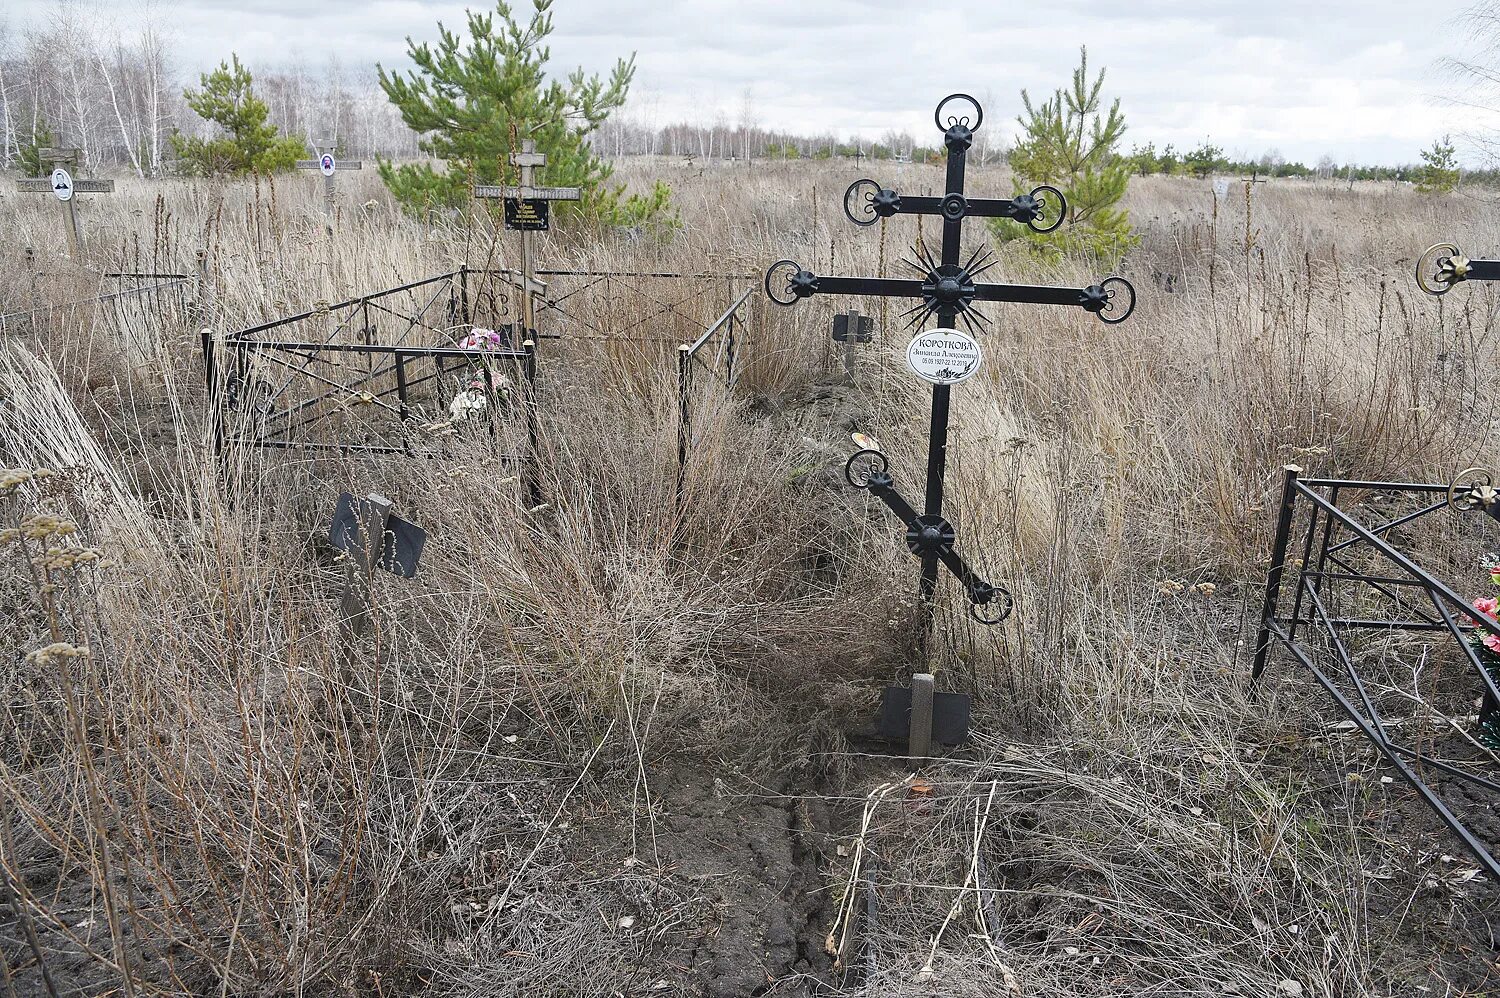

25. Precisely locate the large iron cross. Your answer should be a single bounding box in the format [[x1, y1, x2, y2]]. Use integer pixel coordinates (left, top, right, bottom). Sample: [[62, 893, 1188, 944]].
[[765, 93, 1137, 623]]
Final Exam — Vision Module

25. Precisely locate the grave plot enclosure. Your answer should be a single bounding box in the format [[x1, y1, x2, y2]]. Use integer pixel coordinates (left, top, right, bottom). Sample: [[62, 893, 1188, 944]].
[[205, 267, 535, 458], [1254, 466, 1500, 880], [205, 265, 756, 467], [3, 269, 196, 376]]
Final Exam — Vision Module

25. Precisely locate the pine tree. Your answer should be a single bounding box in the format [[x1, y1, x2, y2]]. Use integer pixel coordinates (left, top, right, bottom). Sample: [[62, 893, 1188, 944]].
[[997, 47, 1138, 265], [170, 55, 304, 176], [1182, 141, 1225, 178], [1415, 135, 1460, 194], [377, 0, 673, 228], [17, 121, 56, 178]]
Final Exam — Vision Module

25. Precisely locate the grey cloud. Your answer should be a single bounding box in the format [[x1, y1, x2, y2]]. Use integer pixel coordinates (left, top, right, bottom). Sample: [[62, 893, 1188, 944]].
[[5, 0, 1483, 164]]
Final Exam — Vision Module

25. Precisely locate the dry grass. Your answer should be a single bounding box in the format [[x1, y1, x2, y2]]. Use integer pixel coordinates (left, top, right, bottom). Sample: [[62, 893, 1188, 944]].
[[2, 158, 1499, 996]]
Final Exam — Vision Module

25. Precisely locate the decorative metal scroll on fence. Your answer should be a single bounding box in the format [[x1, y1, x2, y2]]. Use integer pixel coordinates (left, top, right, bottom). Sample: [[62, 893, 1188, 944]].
[[1253, 465, 1500, 879]]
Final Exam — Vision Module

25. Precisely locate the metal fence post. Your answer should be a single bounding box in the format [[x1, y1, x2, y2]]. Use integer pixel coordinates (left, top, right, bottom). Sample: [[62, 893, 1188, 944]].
[[522, 339, 542, 509], [1252, 464, 1302, 681], [200, 327, 223, 457], [725, 309, 737, 385], [677, 344, 691, 508], [459, 265, 471, 327]]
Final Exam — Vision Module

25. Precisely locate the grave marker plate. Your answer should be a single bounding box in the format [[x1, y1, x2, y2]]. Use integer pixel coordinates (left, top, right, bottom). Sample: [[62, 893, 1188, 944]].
[[329, 491, 426, 578], [906, 328, 982, 385], [876, 686, 971, 745], [503, 198, 550, 231], [832, 313, 874, 343], [51, 168, 74, 202]]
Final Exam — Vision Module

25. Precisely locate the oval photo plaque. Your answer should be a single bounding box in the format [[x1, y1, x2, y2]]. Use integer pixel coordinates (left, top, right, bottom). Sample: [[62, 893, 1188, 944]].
[[51, 168, 74, 203], [906, 328, 982, 385]]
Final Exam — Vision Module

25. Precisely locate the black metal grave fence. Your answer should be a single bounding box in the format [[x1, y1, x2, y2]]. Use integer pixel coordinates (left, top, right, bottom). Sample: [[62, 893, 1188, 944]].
[[203, 268, 534, 461], [1254, 465, 1500, 879], [204, 267, 757, 502]]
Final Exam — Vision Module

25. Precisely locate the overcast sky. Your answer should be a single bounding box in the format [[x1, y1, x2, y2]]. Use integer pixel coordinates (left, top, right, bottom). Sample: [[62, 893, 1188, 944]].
[[12, 0, 1494, 165]]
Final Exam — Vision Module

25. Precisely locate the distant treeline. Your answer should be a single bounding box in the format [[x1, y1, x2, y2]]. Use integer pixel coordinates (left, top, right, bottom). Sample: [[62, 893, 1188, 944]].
[[0, 4, 1480, 184]]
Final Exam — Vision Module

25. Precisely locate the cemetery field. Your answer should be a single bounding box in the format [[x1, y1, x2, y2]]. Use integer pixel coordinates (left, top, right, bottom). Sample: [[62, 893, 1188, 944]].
[[4, 157, 1500, 997]]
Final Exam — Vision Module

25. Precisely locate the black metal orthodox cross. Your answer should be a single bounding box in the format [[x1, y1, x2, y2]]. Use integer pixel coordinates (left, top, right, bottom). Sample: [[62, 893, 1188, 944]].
[[765, 94, 1137, 624], [1415, 242, 1500, 296]]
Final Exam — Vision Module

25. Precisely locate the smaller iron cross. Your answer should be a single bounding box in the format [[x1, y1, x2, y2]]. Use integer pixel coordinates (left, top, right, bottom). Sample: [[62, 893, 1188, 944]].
[[1416, 242, 1500, 296]]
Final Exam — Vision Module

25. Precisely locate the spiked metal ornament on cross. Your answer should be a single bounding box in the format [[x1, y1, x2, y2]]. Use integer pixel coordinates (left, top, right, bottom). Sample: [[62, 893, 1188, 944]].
[[765, 93, 1136, 627]]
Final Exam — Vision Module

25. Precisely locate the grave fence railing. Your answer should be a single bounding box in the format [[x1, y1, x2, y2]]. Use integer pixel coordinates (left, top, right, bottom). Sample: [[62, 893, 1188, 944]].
[[1254, 465, 1500, 879]]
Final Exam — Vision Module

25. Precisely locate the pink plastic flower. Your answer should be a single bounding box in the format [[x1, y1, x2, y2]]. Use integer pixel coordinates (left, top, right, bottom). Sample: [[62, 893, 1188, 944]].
[[1483, 633, 1500, 655], [1475, 596, 1498, 617]]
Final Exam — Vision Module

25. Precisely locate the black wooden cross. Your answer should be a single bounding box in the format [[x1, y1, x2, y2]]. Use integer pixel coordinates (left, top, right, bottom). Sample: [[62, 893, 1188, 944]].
[[765, 93, 1137, 623], [1416, 242, 1500, 296]]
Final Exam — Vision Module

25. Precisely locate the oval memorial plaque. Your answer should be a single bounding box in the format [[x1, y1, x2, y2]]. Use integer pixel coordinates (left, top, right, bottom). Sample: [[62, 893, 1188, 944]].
[[905, 327, 982, 385], [51, 167, 74, 202]]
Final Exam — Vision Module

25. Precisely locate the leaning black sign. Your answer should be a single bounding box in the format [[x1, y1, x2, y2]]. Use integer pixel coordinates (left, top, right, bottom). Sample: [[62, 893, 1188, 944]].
[[504, 198, 549, 231]]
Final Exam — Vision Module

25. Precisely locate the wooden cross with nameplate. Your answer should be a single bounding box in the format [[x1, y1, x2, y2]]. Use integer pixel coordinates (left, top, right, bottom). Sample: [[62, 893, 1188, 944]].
[[296, 139, 363, 236], [474, 141, 580, 338], [15, 146, 114, 260]]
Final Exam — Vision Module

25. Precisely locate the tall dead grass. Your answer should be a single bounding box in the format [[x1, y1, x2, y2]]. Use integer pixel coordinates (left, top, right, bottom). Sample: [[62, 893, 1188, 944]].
[[2, 158, 1498, 995]]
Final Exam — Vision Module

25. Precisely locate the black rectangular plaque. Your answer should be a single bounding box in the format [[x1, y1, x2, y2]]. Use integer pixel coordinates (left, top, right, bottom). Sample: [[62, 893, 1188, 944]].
[[329, 492, 426, 578], [832, 313, 874, 343], [504, 198, 550, 231], [876, 686, 971, 745]]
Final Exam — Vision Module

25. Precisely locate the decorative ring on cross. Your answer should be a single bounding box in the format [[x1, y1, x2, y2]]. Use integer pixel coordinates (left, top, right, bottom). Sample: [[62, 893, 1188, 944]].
[[968, 583, 1014, 625], [844, 179, 883, 227], [844, 448, 889, 489], [1416, 242, 1468, 296], [1448, 466, 1497, 512], [765, 259, 812, 306], [1086, 276, 1137, 324], [934, 93, 983, 133], [1018, 185, 1067, 234]]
